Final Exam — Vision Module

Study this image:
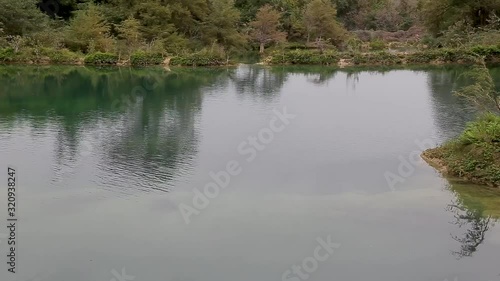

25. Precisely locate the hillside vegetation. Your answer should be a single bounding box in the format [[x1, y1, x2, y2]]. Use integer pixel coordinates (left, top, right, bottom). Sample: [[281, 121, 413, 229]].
[[0, 0, 499, 65], [422, 61, 500, 188]]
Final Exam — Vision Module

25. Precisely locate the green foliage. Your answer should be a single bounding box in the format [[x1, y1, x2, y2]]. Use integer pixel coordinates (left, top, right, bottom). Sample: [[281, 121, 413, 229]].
[[84, 52, 118, 65], [235, 0, 272, 22], [470, 45, 500, 60], [350, 51, 402, 65], [404, 48, 500, 65], [458, 113, 500, 146], [336, 0, 419, 31], [0, 0, 497, 65], [268, 0, 305, 39], [170, 51, 228, 66], [42, 48, 81, 64], [421, 0, 500, 35], [455, 60, 500, 112], [201, 0, 247, 51], [0, 0, 49, 35], [65, 3, 114, 53], [426, 113, 500, 187], [0, 47, 14, 62], [283, 42, 311, 50], [266, 47, 500, 66], [424, 63, 500, 188], [406, 49, 473, 64], [303, 0, 348, 47], [369, 39, 386, 51], [116, 16, 142, 55], [0, 45, 47, 63], [250, 4, 287, 53], [269, 49, 339, 65], [130, 52, 164, 66], [437, 16, 500, 48], [344, 37, 364, 52]]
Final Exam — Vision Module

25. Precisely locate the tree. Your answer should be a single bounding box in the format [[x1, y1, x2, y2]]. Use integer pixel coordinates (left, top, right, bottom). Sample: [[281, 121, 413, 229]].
[[303, 0, 347, 50], [167, 0, 211, 38], [420, 0, 500, 35], [132, 1, 175, 41], [250, 4, 287, 53], [333, 0, 360, 29], [65, 3, 114, 52], [116, 16, 143, 56], [447, 202, 492, 259], [270, 0, 308, 41], [201, 0, 247, 51], [235, 0, 273, 22], [0, 0, 49, 35], [455, 59, 500, 112], [117, 16, 142, 46]]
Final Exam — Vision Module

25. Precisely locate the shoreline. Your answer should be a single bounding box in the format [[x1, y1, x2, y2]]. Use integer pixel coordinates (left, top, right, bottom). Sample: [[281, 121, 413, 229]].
[[422, 142, 500, 189], [1, 47, 499, 67]]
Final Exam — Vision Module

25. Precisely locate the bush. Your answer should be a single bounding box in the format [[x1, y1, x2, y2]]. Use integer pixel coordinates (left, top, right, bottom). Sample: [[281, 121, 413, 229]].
[[0, 48, 14, 62], [269, 50, 339, 65], [344, 37, 364, 52], [406, 49, 477, 64], [0, 47, 37, 63], [424, 113, 500, 187], [350, 51, 402, 65], [282, 43, 310, 50], [170, 52, 227, 66], [130, 52, 164, 66], [369, 40, 386, 51], [457, 113, 500, 146], [42, 48, 81, 64], [470, 45, 500, 60], [84, 52, 118, 65]]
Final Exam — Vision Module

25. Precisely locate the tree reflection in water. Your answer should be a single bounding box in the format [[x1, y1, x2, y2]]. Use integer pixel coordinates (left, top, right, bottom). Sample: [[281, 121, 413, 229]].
[[447, 203, 492, 258], [446, 181, 500, 259]]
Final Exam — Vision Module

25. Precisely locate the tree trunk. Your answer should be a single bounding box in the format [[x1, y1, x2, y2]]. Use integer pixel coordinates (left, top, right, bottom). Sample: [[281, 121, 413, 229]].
[[259, 43, 265, 54]]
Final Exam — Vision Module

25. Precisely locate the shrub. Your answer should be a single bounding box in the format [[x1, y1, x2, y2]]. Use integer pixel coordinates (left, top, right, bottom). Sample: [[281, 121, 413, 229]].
[[130, 52, 164, 66], [344, 37, 364, 52], [84, 52, 118, 65], [283, 43, 310, 50], [41, 48, 81, 64], [457, 113, 500, 146], [423, 113, 500, 187], [0, 47, 37, 63], [369, 39, 386, 51], [406, 49, 478, 64], [170, 52, 227, 66], [470, 45, 500, 60], [0, 48, 14, 62], [269, 50, 339, 65], [350, 51, 402, 65]]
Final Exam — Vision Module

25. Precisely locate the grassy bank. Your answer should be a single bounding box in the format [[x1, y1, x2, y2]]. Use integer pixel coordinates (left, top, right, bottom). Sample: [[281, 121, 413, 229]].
[[422, 113, 500, 188], [1, 46, 500, 67], [265, 46, 500, 66], [0, 48, 231, 67]]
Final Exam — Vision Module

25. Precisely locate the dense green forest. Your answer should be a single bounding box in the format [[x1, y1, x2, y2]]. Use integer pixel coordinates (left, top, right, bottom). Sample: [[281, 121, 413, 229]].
[[0, 0, 499, 64]]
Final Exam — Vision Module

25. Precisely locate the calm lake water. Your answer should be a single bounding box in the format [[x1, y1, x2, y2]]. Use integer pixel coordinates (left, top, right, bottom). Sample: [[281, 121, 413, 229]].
[[0, 65, 500, 281]]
